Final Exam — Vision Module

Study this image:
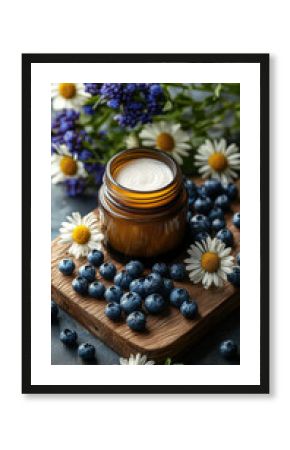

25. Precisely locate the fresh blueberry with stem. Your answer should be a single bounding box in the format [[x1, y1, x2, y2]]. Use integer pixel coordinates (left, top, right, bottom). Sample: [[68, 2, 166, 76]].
[[88, 281, 105, 299], [120, 292, 142, 314], [105, 302, 122, 321], [72, 276, 89, 295], [232, 212, 240, 229], [125, 260, 144, 278], [216, 228, 234, 247], [194, 196, 212, 215], [104, 285, 124, 303], [126, 311, 146, 331], [60, 328, 78, 346], [219, 339, 238, 359], [208, 207, 224, 222], [180, 300, 198, 319], [129, 278, 146, 298], [58, 258, 75, 276], [114, 270, 134, 290], [87, 249, 104, 267], [170, 288, 190, 308], [190, 214, 211, 233], [145, 293, 166, 314], [144, 272, 163, 295], [51, 301, 59, 321], [203, 179, 223, 199], [78, 264, 96, 282], [194, 231, 210, 243], [170, 263, 186, 281], [78, 343, 96, 361], [224, 183, 238, 201], [211, 218, 226, 232], [227, 267, 240, 287], [99, 262, 117, 280], [214, 194, 230, 211], [162, 278, 174, 298], [152, 262, 169, 277]]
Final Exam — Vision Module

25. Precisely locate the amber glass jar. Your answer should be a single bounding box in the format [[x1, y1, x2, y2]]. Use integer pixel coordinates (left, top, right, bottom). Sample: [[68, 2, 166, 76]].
[[98, 148, 188, 258]]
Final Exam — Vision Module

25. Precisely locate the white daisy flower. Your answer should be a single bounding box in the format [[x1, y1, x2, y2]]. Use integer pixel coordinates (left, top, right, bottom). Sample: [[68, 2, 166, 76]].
[[51, 145, 87, 184], [51, 83, 90, 111], [139, 121, 191, 165], [120, 354, 155, 365], [125, 133, 140, 149], [59, 212, 104, 259], [195, 138, 240, 184], [184, 236, 234, 289]]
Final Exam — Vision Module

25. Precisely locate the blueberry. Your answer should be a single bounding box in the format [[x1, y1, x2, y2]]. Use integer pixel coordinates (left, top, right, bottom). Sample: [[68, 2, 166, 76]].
[[219, 339, 238, 359], [60, 328, 78, 346], [51, 301, 58, 320], [169, 288, 190, 308], [104, 285, 123, 303], [99, 262, 117, 280], [78, 264, 96, 282], [78, 343, 95, 361], [144, 272, 163, 295], [114, 270, 133, 290], [216, 228, 234, 247], [214, 194, 230, 211], [224, 183, 238, 201], [87, 249, 104, 267], [58, 258, 75, 276], [203, 179, 223, 199], [152, 262, 169, 277], [194, 196, 212, 215], [105, 302, 122, 321], [180, 300, 198, 319], [197, 185, 208, 198], [129, 278, 146, 298], [145, 293, 166, 314], [170, 263, 186, 281], [72, 276, 89, 295], [125, 260, 144, 278], [211, 218, 226, 232], [162, 278, 174, 298], [126, 311, 146, 331], [236, 253, 240, 266], [88, 281, 105, 299], [120, 292, 142, 314], [227, 267, 240, 287], [188, 196, 196, 210], [233, 212, 240, 229], [190, 214, 211, 233], [208, 207, 225, 222], [194, 231, 210, 243], [184, 178, 197, 196]]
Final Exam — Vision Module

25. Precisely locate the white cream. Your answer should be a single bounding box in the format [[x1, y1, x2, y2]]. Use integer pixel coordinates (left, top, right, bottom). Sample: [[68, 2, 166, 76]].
[[116, 157, 173, 192]]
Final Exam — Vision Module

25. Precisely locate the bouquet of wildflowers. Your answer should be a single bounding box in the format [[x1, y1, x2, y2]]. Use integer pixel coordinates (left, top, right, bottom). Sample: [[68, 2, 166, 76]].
[[51, 83, 240, 196]]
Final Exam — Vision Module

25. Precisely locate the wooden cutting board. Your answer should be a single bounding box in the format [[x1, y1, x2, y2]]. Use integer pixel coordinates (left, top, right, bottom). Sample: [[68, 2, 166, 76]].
[[51, 203, 240, 362]]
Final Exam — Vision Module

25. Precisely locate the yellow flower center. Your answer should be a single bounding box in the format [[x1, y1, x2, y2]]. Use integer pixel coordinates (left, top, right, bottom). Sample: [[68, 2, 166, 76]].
[[59, 156, 77, 176], [208, 152, 228, 172], [72, 225, 91, 244], [156, 132, 175, 151], [58, 83, 77, 99], [201, 252, 220, 273]]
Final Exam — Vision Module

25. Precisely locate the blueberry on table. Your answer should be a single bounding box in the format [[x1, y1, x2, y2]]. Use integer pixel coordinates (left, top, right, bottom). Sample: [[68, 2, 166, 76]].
[[216, 228, 234, 247], [72, 276, 89, 295], [232, 212, 240, 229], [208, 207, 225, 222], [211, 218, 226, 233], [203, 179, 223, 199], [161, 278, 174, 298], [114, 270, 134, 290], [120, 292, 142, 315], [194, 231, 210, 243], [214, 194, 230, 211], [224, 182, 238, 201], [190, 214, 211, 233], [152, 262, 169, 277], [194, 196, 212, 215], [219, 339, 238, 359], [144, 272, 163, 295], [129, 278, 146, 298], [78, 264, 96, 282], [105, 302, 122, 321], [170, 263, 186, 281], [88, 281, 105, 299], [180, 301, 198, 319], [227, 267, 240, 287], [145, 293, 166, 314], [60, 328, 78, 346], [51, 301, 59, 321], [99, 262, 117, 280], [104, 285, 124, 303], [87, 249, 104, 267], [125, 260, 144, 278], [78, 343, 96, 361], [126, 311, 146, 332], [58, 258, 75, 276], [169, 288, 190, 308]]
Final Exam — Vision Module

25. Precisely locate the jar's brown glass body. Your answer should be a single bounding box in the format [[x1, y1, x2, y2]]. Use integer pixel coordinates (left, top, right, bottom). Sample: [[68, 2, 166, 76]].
[[98, 148, 188, 258]]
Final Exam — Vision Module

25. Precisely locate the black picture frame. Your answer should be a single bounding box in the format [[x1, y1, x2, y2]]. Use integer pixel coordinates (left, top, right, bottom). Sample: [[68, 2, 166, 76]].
[[22, 53, 269, 394]]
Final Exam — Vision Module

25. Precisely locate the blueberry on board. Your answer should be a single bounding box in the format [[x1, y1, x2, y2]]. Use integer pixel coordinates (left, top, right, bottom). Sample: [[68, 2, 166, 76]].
[[211, 218, 226, 233], [125, 260, 144, 278], [58, 258, 75, 276], [129, 277, 146, 298], [99, 262, 117, 280], [194, 231, 210, 243], [78, 264, 96, 282], [145, 293, 166, 314], [227, 267, 240, 287], [224, 182, 238, 201], [144, 272, 163, 295], [194, 196, 212, 215], [190, 214, 211, 233], [214, 194, 230, 212], [152, 262, 169, 277], [203, 179, 223, 199], [169, 288, 190, 308], [219, 339, 238, 359], [236, 253, 240, 266], [51, 301, 59, 321], [180, 300, 198, 319], [216, 228, 234, 247], [208, 207, 225, 222], [104, 285, 124, 303], [114, 270, 134, 290], [78, 343, 96, 361], [126, 311, 146, 332], [162, 278, 174, 298], [72, 276, 89, 295], [60, 328, 78, 346], [232, 212, 240, 229], [87, 249, 104, 267], [120, 292, 142, 315], [88, 281, 105, 299], [170, 263, 186, 281], [105, 302, 122, 321], [184, 178, 197, 196]]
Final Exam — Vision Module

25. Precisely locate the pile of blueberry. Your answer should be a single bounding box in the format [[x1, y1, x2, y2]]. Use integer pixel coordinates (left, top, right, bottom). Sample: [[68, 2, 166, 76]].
[[58, 252, 198, 332]]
